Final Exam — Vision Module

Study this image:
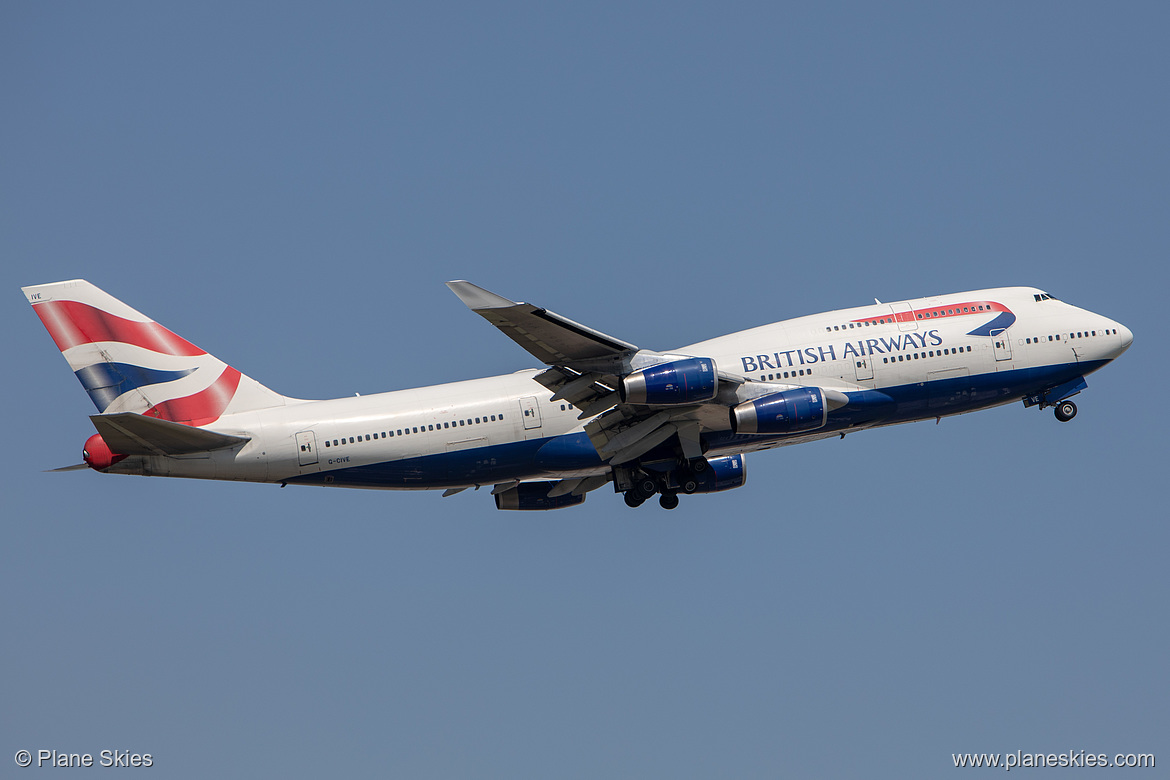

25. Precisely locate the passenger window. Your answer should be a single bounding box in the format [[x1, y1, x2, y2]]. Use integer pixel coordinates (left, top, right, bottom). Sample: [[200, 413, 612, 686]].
[[325, 441, 330, 448]]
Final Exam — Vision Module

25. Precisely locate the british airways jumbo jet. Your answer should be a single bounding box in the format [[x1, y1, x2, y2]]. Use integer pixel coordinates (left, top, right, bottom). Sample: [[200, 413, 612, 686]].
[[23, 280, 1132, 510]]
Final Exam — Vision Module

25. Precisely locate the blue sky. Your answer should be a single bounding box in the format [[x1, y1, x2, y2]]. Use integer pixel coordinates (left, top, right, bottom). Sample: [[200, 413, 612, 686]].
[[3, 3, 1166, 777]]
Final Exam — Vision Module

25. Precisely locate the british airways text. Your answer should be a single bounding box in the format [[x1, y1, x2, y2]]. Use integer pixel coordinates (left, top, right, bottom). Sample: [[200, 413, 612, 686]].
[[740, 329, 944, 373]]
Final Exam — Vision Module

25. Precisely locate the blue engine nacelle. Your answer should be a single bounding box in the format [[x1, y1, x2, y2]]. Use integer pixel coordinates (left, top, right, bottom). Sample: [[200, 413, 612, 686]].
[[691, 454, 747, 493], [730, 387, 828, 435], [619, 358, 719, 405], [494, 481, 586, 511]]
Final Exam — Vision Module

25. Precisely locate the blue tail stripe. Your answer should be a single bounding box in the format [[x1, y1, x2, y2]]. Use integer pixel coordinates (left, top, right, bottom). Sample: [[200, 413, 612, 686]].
[[74, 363, 197, 411]]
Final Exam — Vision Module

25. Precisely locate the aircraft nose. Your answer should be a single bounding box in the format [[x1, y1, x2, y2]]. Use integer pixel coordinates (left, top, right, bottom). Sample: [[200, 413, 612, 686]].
[[1118, 323, 1134, 351]]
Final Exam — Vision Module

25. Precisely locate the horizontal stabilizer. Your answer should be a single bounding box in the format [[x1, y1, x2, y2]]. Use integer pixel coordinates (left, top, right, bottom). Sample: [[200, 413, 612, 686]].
[[46, 463, 89, 472], [90, 412, 250, 456]]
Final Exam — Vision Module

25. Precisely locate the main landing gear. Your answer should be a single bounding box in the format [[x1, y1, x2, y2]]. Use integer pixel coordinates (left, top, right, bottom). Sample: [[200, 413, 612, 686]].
[[1054, 400, 1077, 422], [620, 457, 708, 510]]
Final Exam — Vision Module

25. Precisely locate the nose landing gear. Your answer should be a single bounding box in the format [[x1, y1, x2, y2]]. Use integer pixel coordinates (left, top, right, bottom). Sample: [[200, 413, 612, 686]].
[[1054, 400, 1077, 422]]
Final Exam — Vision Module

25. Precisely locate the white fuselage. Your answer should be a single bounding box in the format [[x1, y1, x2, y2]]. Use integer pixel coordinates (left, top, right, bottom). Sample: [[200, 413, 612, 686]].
[[104, 286, 1132, 491]]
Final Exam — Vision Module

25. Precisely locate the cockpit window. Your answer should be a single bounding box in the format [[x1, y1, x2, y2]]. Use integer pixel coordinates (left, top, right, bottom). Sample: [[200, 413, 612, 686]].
[[1033, 292, 1059, 302]]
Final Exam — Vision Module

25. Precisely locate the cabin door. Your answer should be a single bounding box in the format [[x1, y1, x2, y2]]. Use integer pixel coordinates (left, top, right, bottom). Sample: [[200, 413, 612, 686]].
[[991, 329, 1013, 362], [295, 431, 318, 466], [519, 396, 543, 434]]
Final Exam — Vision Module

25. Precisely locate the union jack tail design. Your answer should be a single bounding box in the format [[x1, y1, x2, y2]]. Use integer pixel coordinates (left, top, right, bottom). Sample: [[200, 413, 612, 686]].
[[23, 280, 289, 426]]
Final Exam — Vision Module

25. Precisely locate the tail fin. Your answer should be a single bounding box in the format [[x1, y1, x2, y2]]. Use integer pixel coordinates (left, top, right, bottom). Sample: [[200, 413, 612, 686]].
[[23, 280, 289, 425]]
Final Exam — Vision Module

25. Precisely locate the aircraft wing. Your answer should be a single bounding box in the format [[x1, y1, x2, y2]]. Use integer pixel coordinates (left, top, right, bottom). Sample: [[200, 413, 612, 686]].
[[446, 280, 638, 364], [448, 280, 750, 467], [90, 413, 251, 456]]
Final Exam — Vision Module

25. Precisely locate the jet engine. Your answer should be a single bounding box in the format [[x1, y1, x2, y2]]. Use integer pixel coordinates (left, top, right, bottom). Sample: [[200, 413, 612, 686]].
[[730, 387, 829, 435], [619, 358, 718, 405], [494, 481, 586, 510], [690, 454, 746, 493]]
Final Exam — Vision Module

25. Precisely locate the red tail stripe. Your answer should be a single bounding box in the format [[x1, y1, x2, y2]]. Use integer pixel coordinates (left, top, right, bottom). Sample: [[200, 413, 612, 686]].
[[32, 300, 205, 357], [143, 367, 242, 426]]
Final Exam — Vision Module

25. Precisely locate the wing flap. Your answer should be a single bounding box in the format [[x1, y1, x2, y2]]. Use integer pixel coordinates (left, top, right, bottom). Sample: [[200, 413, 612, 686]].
[[546, 474, 611, 498], [90, 412, 250, 456], [533, 367, 619, 418]]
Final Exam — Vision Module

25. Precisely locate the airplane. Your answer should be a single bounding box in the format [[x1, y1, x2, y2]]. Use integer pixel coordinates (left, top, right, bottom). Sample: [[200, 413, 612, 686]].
[[23, 279, 1132, 510]]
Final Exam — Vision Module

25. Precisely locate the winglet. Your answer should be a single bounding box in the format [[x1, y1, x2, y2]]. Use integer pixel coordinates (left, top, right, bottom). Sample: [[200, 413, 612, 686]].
[[446, 280, 516, 310]]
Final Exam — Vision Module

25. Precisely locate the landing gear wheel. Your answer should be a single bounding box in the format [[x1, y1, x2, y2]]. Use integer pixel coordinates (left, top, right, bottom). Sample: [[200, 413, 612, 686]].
[[1054, 400, 1077, 422], [689, 457, 709, 474], [624, 491, 645, 508], [659, 493, 680, 510], [680, 476, 699, 494], [635, 476, 658, 500]]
